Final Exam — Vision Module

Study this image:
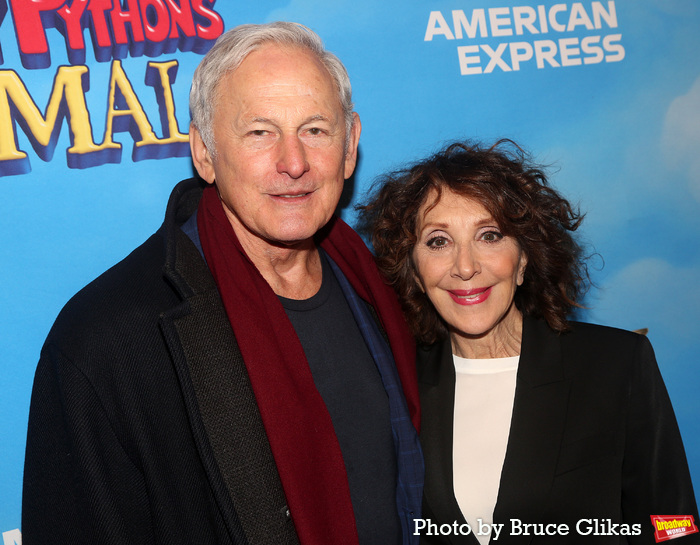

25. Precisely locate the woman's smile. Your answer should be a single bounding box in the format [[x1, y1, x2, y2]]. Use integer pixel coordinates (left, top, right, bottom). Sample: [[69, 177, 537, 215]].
[[447, 287, 492, 305]]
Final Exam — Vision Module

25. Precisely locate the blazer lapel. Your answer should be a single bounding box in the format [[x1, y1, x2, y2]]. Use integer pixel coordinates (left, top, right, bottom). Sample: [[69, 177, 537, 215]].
[[492, 316, 570, 544], [418, 340, 480, 545]]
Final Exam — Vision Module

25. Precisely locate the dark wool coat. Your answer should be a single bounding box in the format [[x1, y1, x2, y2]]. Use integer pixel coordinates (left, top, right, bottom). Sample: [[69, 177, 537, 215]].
[[418, 316, 699, 544], [23, 179, 299, 545]]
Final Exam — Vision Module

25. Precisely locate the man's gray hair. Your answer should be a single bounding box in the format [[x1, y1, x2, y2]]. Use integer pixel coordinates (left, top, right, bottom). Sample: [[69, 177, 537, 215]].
[[190, 22, 355, 155]]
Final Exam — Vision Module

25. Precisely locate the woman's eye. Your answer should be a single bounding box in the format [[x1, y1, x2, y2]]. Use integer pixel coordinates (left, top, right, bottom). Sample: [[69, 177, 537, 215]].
[[482, 231, 503, 242], [426, 236, 448, 248]]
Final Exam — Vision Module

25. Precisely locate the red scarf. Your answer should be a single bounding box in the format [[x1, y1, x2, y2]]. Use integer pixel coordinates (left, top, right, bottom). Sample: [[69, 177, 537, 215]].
[[197, 185, 418, 545]]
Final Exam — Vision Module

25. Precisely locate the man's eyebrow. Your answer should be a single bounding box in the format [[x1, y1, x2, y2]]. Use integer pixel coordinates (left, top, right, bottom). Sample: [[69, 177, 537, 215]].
[[246, 115, 332, 125], [302, 114, 334, 125]]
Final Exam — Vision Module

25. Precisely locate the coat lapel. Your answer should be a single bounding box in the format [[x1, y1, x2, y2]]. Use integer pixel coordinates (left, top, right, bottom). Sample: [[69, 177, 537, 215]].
[[418, 340, 480, 545], [492, 316, 570, 544], [158, 192, 298, 545]]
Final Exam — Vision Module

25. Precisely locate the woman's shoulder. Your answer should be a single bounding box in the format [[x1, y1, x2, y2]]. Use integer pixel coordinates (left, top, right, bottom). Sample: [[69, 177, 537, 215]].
[[549, 319, 656, 377], [523, 316, 651, 355], [563, 320, 651, 348], [566, 319, 644, 337]]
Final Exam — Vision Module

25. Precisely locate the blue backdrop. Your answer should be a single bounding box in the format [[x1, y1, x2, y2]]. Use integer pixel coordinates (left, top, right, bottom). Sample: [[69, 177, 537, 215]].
[[1, 1, 699, 540]]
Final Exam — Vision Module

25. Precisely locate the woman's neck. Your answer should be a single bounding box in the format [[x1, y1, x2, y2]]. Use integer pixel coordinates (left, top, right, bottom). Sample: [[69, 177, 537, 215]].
[[450, 307, 523, 359]]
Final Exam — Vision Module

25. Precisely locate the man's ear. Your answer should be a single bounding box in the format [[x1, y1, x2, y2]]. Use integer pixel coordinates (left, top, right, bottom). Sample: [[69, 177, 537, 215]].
[[344, 112, 362, 180], [190, 126, 216, 184]]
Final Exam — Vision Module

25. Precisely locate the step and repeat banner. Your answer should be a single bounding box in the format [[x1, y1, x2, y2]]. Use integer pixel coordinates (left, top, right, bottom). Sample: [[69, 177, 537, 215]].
[[1, 0, 699, 539]]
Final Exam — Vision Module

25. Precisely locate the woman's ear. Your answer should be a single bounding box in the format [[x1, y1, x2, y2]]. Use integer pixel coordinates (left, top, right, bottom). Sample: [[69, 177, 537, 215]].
[[412, 262, 426, 294], [414, 274, 425, 293], [517, 252, 528, 286]]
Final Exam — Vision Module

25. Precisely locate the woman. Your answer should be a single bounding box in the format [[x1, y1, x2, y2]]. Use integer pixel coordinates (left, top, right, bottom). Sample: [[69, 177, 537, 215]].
[[360, 140, 699, 544]]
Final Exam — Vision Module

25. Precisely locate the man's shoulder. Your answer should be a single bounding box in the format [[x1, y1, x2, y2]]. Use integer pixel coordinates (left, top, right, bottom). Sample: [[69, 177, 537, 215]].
[[45, 230, 174, 350], [47, 178, 205, 346]]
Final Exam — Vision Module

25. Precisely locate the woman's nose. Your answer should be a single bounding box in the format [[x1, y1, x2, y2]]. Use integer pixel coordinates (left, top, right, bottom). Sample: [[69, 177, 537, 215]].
[[450, 244, 480, 280]]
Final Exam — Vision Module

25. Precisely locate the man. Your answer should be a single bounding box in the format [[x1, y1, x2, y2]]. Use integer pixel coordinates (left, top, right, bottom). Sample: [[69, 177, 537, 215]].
[[22, 23, 422, 545]]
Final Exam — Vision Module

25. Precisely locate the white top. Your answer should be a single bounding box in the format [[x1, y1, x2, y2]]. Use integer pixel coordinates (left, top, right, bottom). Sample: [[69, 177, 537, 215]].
[[452, 355, 518, 545]]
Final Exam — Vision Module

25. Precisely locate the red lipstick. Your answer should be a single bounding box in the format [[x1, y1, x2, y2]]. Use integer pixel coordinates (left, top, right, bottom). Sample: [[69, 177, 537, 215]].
[[447, 287, 492, 305]]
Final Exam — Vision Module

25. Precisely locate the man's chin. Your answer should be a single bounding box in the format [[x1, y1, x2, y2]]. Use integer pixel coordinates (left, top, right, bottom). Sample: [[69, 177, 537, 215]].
[[270, 235, 320, 250], [266, 217, 334, 247], [261, 228, 323, 250]]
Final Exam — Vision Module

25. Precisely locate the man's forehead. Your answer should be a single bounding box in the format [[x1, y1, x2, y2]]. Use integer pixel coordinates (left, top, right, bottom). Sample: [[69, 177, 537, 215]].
[[239, 43, 324, 76], [214, 45, 343, 115]]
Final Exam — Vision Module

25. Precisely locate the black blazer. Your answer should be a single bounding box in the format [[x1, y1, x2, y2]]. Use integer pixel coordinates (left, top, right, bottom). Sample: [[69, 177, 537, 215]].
[[418, 316, 699, 544]]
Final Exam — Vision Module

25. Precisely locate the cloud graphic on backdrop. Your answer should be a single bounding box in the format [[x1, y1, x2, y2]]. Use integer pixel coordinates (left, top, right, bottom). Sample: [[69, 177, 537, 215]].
[[593, 258, 700, 344], [662, 75, 700, 203], [650, 0, 700, 16]]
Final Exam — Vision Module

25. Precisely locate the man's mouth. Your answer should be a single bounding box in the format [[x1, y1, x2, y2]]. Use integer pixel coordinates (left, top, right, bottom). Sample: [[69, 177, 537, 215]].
[[277, 192, 311, 198]]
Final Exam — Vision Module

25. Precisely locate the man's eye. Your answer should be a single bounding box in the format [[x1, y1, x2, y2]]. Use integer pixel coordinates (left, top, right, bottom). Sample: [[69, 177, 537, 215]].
[[307, 127, 324, 136], [249, 130, 268, 136]]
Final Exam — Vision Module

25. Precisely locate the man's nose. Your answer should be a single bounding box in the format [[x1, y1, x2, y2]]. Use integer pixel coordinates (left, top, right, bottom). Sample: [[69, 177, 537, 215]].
[[450, 244, 480, 280], [276, 134, 310, 179]]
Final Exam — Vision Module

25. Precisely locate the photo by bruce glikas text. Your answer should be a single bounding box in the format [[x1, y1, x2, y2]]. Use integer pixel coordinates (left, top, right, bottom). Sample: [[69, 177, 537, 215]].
[[414, 518, 642, 539]]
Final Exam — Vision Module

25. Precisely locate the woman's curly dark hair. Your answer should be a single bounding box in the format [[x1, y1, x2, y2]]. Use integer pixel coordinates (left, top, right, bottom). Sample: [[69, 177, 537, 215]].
[[358, 139, 590, 345]]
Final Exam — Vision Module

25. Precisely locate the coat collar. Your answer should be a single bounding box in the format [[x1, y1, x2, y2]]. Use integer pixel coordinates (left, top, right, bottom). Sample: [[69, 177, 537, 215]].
[[418, 316, 570, 545], [417, 317, 563, 387], [516, 316, 565, 387], [161, 178, 211, 299]]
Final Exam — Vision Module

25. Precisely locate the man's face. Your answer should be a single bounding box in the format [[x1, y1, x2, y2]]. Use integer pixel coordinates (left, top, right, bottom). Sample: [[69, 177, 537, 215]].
[[191, 44, 361, 253]]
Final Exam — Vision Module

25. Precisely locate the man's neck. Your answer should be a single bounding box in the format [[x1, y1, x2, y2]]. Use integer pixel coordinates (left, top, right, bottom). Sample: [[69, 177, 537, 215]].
[[238, 234, 323, 300]]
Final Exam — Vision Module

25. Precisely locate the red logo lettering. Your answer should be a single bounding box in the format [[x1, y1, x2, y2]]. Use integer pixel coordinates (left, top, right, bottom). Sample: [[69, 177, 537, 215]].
[[650, 515, 699, 543]]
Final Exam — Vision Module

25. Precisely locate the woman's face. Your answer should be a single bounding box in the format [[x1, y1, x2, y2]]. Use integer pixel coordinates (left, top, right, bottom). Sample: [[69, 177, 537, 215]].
[[412, 189, 527, 356]]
